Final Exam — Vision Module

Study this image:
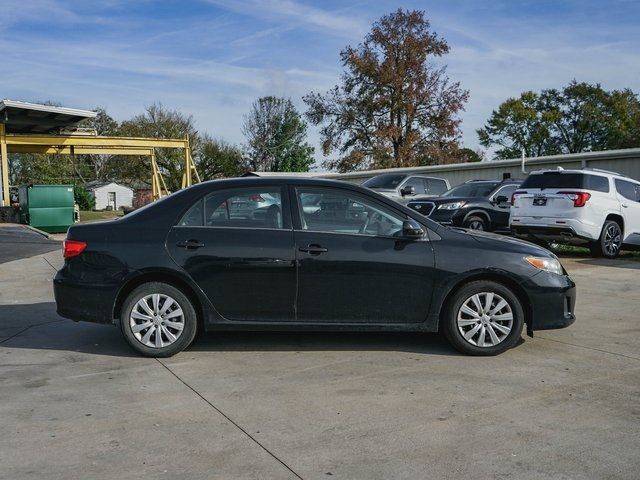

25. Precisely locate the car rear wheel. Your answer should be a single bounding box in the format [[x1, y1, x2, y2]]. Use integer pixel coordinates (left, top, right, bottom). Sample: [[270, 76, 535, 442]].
[[443, 280, 524, 356], [590, 220, 622, 259], [120, 282, 197, 357], [463, 216, 488, 231]]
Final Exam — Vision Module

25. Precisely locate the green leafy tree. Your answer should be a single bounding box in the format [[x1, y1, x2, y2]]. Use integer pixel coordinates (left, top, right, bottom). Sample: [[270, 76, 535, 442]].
[[242, 96, 314, 172], [118, 103, 197, 191], [477, 91, 559, 159], [74, 184, 95, 210], [196, 135, 245, 179], [479, 81, 640, 159], [304, 9, 468, 172]]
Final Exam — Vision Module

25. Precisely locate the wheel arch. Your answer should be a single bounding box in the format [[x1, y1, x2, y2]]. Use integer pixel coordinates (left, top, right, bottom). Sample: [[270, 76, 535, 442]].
[[437, 271, 532, 333], [113, 270, 205, 330], [462, 209, 491, 228], [604, 213, 624, 235]]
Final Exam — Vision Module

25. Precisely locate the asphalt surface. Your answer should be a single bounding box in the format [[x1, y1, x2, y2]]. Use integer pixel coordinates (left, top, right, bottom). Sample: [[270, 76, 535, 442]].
[[0, 225, 60, 264], [1, 232, 639, 479]]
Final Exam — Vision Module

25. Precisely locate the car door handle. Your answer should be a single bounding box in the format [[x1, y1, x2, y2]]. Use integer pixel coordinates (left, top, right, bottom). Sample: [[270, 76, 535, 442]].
[[176, 239, 205, 249], [621, 204, 629, 208], [299, 244, 328, 255]]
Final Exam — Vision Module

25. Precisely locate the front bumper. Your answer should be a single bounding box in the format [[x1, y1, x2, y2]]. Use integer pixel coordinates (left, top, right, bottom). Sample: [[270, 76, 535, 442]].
[[522, 271, 576, 331]]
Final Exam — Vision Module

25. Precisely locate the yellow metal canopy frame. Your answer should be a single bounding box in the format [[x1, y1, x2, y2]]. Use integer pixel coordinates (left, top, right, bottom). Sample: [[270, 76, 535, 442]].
[[0, 123, 201, 206]]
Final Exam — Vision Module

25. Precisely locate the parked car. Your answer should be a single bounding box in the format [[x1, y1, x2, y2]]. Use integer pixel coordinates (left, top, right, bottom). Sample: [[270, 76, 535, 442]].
[[510, 168, 640, 258], [54, 177, 575, 357], [406, 179, 521, 232], [362, 173, 450, 203]]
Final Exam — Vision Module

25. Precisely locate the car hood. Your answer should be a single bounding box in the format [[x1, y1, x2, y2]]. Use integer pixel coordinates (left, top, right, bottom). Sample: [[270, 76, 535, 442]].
[[451, 227, 552, 257]]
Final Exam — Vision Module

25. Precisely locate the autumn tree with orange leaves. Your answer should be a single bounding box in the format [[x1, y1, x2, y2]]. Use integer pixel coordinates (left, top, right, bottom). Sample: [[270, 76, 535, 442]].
[[304, 9, 468, 172]]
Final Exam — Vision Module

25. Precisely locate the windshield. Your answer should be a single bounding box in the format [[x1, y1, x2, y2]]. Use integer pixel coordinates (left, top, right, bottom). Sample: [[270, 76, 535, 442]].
[[362, 174, 407, 189], [442, 182, 499, 198]]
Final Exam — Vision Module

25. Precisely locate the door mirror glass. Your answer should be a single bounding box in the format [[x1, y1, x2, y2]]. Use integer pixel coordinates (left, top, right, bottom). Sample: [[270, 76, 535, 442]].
[[402, 219, 424, 239], [495, 195, 509, 205], [400, 185, 416, 196]]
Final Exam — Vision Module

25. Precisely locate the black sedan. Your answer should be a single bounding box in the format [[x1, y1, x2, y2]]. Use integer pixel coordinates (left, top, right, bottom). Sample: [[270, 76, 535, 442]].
[[54, 177, 575, 357], [407, 179, 521, 232]]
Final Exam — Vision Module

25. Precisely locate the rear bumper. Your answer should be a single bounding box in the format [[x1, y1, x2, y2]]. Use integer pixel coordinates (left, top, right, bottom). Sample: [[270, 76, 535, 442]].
[[511, 217, 600, 243], [53, 270, 117, 324], [522, 271, 576, 331]]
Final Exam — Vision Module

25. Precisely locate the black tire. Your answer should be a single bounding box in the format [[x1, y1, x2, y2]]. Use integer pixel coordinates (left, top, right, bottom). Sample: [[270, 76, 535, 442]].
[[463, 215, 488, 231], [442, 280, 524, 356], [591, 220, 622, 259], [120, 282, 198, 357]]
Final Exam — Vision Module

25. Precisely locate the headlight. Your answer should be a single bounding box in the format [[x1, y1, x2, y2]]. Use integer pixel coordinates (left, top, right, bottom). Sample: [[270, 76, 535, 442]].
[[524, 256, 564, 275], [437, 201, 466, 210]]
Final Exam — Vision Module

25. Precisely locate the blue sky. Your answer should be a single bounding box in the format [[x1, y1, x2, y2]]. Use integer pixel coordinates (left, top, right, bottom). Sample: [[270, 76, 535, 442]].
[[2, 0, 639, 166]]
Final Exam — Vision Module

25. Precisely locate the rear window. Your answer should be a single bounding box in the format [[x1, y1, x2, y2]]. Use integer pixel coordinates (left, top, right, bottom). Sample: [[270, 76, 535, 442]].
[[520, 173, 609, 192]]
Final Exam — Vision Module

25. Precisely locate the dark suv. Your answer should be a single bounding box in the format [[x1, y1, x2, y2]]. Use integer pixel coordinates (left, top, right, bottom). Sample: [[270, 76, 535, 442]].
[[407, 179, 521, 232]]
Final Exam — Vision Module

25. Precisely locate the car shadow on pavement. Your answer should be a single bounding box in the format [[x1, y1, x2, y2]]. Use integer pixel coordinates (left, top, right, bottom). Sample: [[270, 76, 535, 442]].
[[573, 257, 640, 270], [0, 302, 138, 358], [0, 302, 465, 357]]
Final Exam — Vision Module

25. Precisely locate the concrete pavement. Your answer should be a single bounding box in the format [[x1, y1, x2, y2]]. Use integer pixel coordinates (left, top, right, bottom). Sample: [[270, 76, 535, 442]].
[[1, 248, 639, 479]]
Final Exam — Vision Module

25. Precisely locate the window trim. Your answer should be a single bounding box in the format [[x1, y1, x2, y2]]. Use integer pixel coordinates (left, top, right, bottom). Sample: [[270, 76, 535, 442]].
[[175, 185, 292, 230], [291, 185, 413, 239]]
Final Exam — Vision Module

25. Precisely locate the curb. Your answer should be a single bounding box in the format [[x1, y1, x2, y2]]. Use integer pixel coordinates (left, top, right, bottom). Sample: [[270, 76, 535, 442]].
[[23, 225, 52, 239]]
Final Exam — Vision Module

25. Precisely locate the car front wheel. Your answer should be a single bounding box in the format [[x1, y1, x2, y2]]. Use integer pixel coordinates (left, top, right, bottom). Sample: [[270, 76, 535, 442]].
[[443, 280, 524, 356], [463, 216, 488, 231], [120, 282, 198, 357]]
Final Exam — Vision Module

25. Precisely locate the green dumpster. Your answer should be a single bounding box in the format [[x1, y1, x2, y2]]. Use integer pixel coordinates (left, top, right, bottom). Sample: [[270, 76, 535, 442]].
[[19, 185, 76, 233]]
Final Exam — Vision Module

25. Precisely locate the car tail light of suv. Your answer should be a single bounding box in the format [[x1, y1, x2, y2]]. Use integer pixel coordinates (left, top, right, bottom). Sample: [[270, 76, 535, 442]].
[[511, 191, 527, 205], [63, 239, 87, 258], [558, 191, 591, 207]]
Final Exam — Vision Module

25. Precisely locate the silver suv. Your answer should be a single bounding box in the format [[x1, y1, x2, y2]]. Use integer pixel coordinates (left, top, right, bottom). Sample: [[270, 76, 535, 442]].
[[510, 168, 640, 258], [362, 173, 450, 203]]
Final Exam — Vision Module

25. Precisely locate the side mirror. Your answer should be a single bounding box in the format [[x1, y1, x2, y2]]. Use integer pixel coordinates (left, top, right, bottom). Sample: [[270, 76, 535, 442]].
[[400, 185, 416, 197], [495, 195, 509, 205], [402, 219, 424, 239]]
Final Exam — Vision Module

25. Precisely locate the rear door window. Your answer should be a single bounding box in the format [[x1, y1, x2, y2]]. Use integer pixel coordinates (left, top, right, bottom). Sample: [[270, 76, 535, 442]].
[[179, 187, 286, 229], [520, 173, 609, 192], [615, 179, 640, 202]]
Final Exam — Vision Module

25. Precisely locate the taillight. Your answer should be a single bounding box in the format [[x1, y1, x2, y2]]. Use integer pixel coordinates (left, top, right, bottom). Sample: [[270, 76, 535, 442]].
[[248, 194, 264, 202], [63, 239, 87, 258], [511, 191, 527, 205], [558, 191, 591, 207]]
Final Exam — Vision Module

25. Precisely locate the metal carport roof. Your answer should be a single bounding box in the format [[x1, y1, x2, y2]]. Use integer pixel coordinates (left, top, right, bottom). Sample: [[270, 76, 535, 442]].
[[0, 99, 96, 134]]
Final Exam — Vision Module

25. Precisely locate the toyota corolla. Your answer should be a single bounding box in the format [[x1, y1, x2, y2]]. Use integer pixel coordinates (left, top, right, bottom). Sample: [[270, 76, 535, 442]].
[[54, 178, 576, 357]]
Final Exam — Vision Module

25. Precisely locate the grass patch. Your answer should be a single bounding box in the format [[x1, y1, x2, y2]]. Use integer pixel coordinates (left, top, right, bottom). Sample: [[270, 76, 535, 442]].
[[79, 210, 123, 222]]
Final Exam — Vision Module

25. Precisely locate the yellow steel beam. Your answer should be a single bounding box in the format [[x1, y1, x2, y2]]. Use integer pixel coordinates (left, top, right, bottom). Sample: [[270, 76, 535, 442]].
[[8, 145, 155, 156], [0, 124, 9, 206], [5, 134, 188, 149]]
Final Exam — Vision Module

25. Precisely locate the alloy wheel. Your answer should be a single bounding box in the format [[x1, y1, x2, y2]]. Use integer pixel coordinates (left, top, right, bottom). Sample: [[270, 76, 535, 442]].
[[457, 292, 513, 347], [603, 223, 621, 257], [129, 294, 185, 348], [468, 220, 484, 230]]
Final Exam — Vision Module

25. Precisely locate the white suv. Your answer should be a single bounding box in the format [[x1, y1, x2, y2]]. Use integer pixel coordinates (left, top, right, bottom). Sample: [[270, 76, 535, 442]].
[[510, 168, 640, 258]]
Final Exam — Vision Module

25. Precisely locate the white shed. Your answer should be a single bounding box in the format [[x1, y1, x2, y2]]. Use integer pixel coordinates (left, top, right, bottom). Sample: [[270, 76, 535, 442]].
[[87, 182, 134, 210]]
